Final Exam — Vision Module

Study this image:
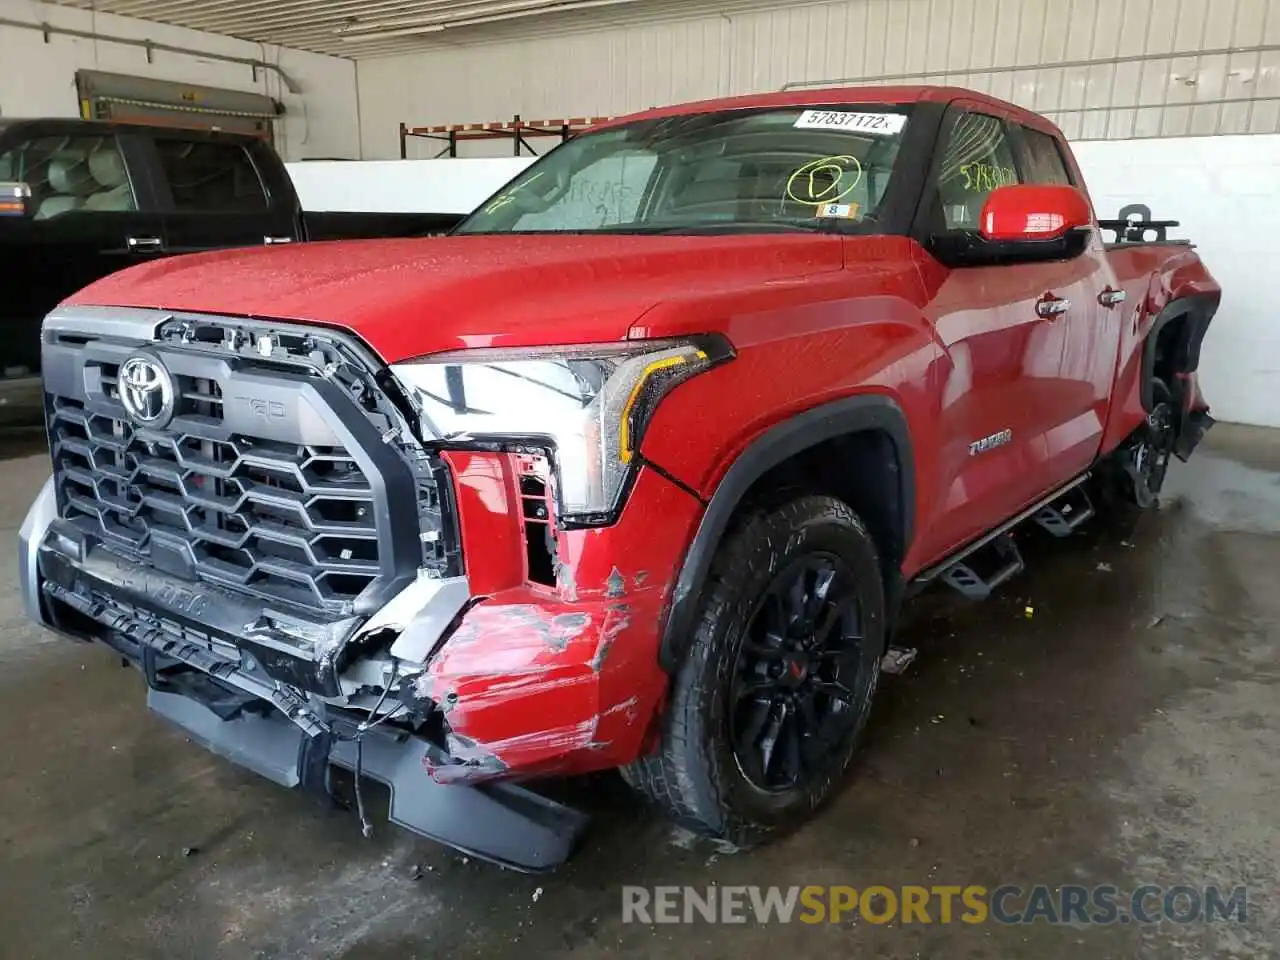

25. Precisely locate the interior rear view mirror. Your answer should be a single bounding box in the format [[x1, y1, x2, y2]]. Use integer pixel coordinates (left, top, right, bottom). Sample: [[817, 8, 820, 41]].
[[0, 182, 33, 218]]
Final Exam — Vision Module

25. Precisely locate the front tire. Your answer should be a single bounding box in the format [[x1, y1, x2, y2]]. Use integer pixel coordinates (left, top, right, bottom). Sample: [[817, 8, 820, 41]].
[[626, 496, 885, 847]]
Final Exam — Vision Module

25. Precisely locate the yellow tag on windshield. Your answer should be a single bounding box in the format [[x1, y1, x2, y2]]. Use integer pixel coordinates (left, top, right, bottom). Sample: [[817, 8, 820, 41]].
[[816, 202, 861, 220]]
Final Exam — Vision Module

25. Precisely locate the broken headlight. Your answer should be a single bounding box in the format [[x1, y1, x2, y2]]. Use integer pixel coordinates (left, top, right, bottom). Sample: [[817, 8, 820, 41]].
[[390, 337, 730, 522]]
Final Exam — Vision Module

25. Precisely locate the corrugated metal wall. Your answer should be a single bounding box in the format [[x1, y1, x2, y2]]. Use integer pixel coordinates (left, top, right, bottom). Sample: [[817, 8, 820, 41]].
[[357, 0, 1279, 158]]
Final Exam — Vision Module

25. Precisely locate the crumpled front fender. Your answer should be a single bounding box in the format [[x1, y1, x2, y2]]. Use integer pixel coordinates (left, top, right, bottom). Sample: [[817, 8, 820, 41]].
[[415, 463, 703, 782]]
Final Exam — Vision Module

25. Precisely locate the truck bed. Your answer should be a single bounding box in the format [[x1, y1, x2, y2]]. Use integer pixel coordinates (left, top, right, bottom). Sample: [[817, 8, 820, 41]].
[[1105, 240, 1206, 291]]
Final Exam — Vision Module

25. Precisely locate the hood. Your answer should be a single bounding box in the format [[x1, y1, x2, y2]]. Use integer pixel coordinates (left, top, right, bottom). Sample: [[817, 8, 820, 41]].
[[67, 234, 844, 362]]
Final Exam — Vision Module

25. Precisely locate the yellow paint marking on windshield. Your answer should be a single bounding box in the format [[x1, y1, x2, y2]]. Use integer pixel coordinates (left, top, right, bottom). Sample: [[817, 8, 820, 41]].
[[484, 171, 546, 215], [785, 156, 864, 206]]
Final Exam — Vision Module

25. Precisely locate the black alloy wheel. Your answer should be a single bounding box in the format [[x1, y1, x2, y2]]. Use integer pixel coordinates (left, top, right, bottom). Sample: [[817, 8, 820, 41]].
[[729, 553, 871, 793]]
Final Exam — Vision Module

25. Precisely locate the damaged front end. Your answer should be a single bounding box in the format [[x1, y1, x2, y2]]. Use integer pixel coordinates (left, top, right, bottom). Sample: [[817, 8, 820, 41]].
[[21, 307, 709, 870], [26, 499, 595, 869]]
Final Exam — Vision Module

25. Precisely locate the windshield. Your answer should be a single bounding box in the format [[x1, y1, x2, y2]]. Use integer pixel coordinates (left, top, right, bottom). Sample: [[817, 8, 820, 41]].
[[456, 106, 912, 236]]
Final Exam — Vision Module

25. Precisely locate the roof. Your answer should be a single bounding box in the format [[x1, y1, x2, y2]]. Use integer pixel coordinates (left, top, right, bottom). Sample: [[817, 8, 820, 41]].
[[596, 85, 1056, 132]]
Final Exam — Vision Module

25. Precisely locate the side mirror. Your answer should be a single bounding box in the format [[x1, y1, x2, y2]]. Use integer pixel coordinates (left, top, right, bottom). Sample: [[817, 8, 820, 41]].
[[930, 184, 1094, 268], [0, 182, 33, 218], [979, 184, 1093, 243]]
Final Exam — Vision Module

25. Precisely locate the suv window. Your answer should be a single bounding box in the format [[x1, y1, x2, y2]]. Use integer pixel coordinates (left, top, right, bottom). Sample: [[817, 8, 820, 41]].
[[933, 112, 1020, 230], [0, 134, 136, 219], [154, 138, 267, 212], [1020, 127, 1073, 186]]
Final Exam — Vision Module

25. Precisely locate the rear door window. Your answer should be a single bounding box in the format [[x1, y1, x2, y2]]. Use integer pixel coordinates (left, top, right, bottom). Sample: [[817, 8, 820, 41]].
[[932, 112, 1021, 230], [1019, 127, 1073, 185], [154, 138, 267, 212]]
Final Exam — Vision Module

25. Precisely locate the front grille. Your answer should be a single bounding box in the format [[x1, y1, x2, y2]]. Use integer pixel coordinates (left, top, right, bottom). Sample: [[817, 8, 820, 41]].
[[42, 312, 444, 617], [50, 398, 381, 609]]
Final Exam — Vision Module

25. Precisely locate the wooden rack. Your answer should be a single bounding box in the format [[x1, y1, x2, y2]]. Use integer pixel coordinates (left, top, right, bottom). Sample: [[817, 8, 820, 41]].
[[398, 114, 612, 158]]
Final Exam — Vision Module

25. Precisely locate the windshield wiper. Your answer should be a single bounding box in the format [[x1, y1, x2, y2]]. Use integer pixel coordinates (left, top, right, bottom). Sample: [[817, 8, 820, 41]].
[[597, 220, 833, 236], [457, 221, 844, 237]]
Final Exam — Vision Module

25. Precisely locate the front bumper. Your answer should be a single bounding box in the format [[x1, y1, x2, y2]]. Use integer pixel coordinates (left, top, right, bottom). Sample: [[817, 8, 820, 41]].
[[145, 687, 586, 871], [19, 478, 587, 871], [20, 462, 704, 868]]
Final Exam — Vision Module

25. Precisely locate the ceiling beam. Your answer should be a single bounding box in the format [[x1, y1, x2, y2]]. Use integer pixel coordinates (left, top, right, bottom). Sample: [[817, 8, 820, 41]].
[[174, 0, 485, 32], [170, 0, 638, 49]]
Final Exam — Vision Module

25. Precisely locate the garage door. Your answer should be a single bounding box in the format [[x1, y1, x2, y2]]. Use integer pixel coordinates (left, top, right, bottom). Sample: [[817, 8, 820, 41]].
[[76, 70, 280, 142]]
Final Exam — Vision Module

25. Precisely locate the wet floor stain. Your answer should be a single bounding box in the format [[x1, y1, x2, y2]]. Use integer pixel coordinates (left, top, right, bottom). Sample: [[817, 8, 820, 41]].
[[1, 425, 1278, 959]]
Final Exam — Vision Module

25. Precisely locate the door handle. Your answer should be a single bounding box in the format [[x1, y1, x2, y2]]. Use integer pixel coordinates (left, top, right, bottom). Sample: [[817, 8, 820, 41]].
[[1098, 287, 1127, 308], [1036, 294, 1071, 319], [264, 235, 294, 245], [126, 235, 163, 251]]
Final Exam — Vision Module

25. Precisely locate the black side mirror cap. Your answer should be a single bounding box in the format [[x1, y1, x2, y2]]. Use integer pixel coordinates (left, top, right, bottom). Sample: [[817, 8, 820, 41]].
[[928, 226, 1092, 268]]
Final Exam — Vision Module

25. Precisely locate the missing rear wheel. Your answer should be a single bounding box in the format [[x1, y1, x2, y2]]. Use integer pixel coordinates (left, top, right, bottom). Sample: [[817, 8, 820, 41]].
[[1123, 380, 1177, 509]]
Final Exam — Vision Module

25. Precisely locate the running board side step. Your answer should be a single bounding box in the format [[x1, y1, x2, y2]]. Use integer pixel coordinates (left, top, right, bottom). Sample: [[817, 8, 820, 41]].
[[940, 533, 1024, 601], [909, 473, 1091, 601], [1032, 485, 1094, 537]]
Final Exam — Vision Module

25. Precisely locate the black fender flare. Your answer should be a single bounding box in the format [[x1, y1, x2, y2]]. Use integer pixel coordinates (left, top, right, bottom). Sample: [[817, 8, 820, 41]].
[[658, 393, 915, 672], [1140, 294, 1218, 411]]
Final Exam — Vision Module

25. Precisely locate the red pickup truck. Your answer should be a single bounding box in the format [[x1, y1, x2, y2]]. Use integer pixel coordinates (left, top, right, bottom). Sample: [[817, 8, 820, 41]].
[[20, 86, 1218, 870]]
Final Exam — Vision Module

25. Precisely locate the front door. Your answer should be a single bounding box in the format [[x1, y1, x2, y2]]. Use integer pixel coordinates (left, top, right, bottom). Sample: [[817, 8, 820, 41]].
[[913, 106, 1098, 563]]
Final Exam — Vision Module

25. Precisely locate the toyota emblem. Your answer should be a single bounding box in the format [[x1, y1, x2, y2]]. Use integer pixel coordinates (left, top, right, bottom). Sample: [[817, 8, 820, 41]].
[[119, 355, 175, 427]]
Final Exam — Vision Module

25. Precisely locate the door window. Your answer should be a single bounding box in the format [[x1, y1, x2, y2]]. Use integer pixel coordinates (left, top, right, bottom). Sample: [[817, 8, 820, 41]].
[[154, 138, 267, 212], [0, 135, 136, 219], [1019, 127, 1073, 185], [932, 112, 1021, 230]]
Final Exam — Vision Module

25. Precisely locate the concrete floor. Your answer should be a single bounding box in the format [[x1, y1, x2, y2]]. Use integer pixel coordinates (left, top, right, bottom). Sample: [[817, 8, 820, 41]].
[[1, 425, 1278, 959]]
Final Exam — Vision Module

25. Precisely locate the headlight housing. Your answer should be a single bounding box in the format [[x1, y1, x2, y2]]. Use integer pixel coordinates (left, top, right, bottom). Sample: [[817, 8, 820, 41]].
[[391, 337, 730, 523]]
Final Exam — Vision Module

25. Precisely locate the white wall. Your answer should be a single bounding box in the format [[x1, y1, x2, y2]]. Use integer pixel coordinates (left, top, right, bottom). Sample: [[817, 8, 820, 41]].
[[0, 0, 360, 161], [358, 0, 1280, 160], [286, 158, 532, 214], [1077, 135, 1280, 429]]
